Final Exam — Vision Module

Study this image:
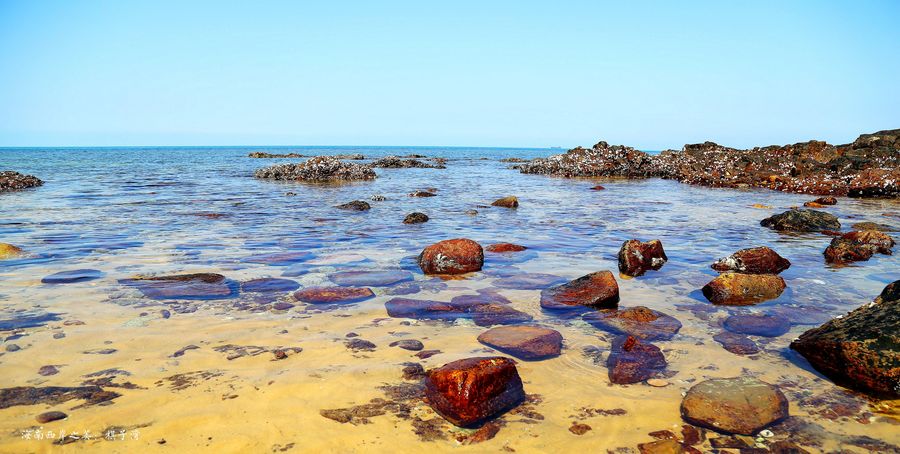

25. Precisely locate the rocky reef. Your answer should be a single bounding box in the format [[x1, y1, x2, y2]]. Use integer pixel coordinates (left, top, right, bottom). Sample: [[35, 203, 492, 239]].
[[518, 129, 900, 197], [0, 171, 43, 193], [254, 156, 376, 182], [370, 156, 445, 169]]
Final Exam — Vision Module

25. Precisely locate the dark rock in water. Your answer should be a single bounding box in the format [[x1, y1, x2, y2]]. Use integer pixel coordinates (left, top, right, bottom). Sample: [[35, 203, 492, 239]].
[[390, 339, 424, 351], [491, 196, 519, 208], [424, 357, 526, 427], [254, 156, 376, 181], [702, 272, 786, 305], [370, 194, 386, 202], [294, 287, 375, 304], [450, 290, 511, 308], [370, 156, 445, 169], [590, 185, 605, 190], [6, 344, 21, 352], [41, 269, 104, 284], [471, 303, 533, 327], [494, 273, 566, 290], [712, 331, 759, 355], [823, 230, 895, 264], [485, 243, 527, 253], [760, 209, 840, 232], [409, 190, 436, 197], [120, 273, 236, 300], [36, 411, 68, 423], [477, 325, 563, 360], [0, 312, 61, 331], [337, 200, 371, 211], [680, 377, 789, 435], [852, 221, 898, 232], [712, 247, 791, 275], [329, 270, 413, 287], [248, 151, 306, 158], [345, 338, 376, 351], [333, 153, 365, 160], [618, 239, 668, 277], [271, 302, 295, 311], [518, 142, 656, 178], [583, 306, 682, 341], [385, 298, 467, 321], [723, 314, 791, 337], [402, 362, 426, 380], [243, 251, 314, 266], [403, 212, 429, 224], [790, 280, 900, 398], [417, 238, 484, 275], [240, 278, 300, 293], [38, 365, 60, 376], [813, 196, 837, 205], [607, 335, 667, 384], [0, 171, 43, 192], [0, 385, 120, 409], [540, 271, 619, 310], [383, 281, 422, 295]]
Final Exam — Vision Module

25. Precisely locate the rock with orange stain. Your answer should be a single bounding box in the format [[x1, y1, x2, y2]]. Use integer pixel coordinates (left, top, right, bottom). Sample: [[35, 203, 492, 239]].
[[485, 243, 527, 253], [701, 272, 785, 305], [293, 287, 375, 304], [417, 238, 484, 275], [541, 271, 620, 310], [711, 247, 791, 275], [618, 239, 668, 277], [424, 357, 526, 427]]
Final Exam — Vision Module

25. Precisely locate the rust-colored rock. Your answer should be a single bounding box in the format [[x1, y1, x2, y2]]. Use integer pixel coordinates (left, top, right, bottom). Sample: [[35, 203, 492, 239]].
[[824, 230, 895, 264], [417, 238, 484, 275], [701, 272, 786, 305], [803, 201, 825, 208], [540, 271, 619, 310], [590, 184, 606, 190], [471, 303, 533, 327], [486, 243, 527, 253], [477, 326, 563, 360], [618, 239, 668, 277], [424, 357, 526, 427], [790, 280, 900, 398], [491, 196, 519, 208], [294, 287, 375, 304], [711, 247, 791, 275], [607, 335, 666, 384], [680, 377, 789, 435], [813, 196, 837, 205], [0, 243, 24, 259], [583, 306, 682, 341]]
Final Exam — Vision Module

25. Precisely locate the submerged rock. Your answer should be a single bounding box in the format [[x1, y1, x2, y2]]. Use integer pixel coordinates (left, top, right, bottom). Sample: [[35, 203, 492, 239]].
[[477, 326, 563, 360], [583, 306, 682, 341], [680, 377, 789, 435], [417, 238, 484, 275], [0, 243, 24, 259], [723, 313, 791, 337], [790, 280, 900, 398], [120, 273, 235, 300], [617, 239, 668, 277], [41, 269, 104, 284], [711, 247, 791, 275], [491, 196, 519, 208], [607, 335, 667, 384], [409, 190, 436, 197], [471, 303, 533, 327], [254, 156, 376, 182], [242, 251, 314, 266], [240, 278, 300, 293], [390, 340, 424, 351], [385, 298, 467, 321], [294, 287, 375, 304], [760, 209, 840, 232], [403, 212, 429, 224], [336, 200, 371, 211], [812, 196, 837, 205], [370, 156, 445, 169], [248, 152, 306, 158], [702, 272, 786, 305], [852, 221, 897, 232], [541, 271, 620, 310], [712, 331, 760, 355], [0, 385, 120, 409], [0, 171, 43, 192], [823, 230, 895, 264], [329, 270, 413, 287], [485, 243, 527, 253], [424, 357, 526, 427]]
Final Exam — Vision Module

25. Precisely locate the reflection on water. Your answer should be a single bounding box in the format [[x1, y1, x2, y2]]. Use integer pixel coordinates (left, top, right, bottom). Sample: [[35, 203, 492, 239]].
[[1, 147, 898, 452]]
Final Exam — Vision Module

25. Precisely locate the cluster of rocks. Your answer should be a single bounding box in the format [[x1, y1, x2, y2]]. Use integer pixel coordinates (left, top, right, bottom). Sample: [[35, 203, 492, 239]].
[[1, 171, 43, 193], [369, 156, 445, 169], [247, 152, 306, 158], [254, 156, 376, 182], [518, 129, 900, 197], [824, 230, 895, 264], [703, 247, 790, 305]]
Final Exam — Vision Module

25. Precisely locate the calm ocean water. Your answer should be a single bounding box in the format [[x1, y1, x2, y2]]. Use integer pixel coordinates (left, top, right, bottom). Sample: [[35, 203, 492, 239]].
[[0, 146, 897, 452]]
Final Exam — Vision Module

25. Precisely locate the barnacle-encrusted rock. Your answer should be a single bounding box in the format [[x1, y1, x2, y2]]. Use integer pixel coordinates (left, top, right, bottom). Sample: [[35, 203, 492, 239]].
[[823, 230, 895, 264], [0, 171, 43, 192], [711, 247, 791, 274], [254, 156, 376, 182], [760, 209, 840, 232], [370, 156, 445, 169], [518, 141, 656, 178], [248, 152, 306, 158], [418, 239, 484, 275], [618, 239, 667, 277]]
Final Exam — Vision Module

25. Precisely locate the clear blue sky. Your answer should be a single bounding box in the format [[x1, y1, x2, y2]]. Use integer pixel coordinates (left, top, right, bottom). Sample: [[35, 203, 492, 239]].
[[1, 1, 898, 149]]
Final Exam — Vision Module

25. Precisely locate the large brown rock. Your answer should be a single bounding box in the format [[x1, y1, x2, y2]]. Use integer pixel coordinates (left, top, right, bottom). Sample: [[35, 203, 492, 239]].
[[823, 230, 895, 264], [790, 280, 900, 398], [618, 239, 668, 277], [607, 335, 667, 384], [477, 326, 563, 360], [711, 247, 791, 275], [583, 306, 682, 341], [701, 272, 786, 305], [424, 357, 526, 427], [680, 377, 789, 435], [417, 238, 484, 275], [491, 196, 519, 208], [760, 209, 840, 232], [540, 271, 620, 310]]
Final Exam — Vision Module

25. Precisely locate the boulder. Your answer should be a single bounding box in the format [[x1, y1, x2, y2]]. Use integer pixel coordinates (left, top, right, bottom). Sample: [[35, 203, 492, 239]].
[[477, 326, 563, 360], [701, 273, 786, 305], [254, 156, 376, 181], [618, 239, 668, 276], [485, 243, 527, 253], [403, 212, 429, 224], [417, 238, 484, 275], [120, 273, 235, 300], [607, 335, 667, 384], [583, 306, 682, 341], [540, 271, 620, 310], [0, 171, 43, 192], [294, 287, 375, 304], [723, 314, 791, 337], [711, 247, 791, 274], [424, 357, 526, 427], [0, 243, 23, 259], [790, 280, 900, 397], [680, 377, 789, 435], [337, 200, 371, 211], [491, 196, 519, 208], [823, 230, 895, 264], [712, 331, 759, 355], [760, 209, 840, 232]]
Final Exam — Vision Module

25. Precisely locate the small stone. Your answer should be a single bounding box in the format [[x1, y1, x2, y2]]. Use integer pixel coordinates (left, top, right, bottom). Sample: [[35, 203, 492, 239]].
[[336, 200, 371, 211], [760, 209, 840, 232], [241, 278, 300, 293], [647, 379, 669, 387], [5, 344, 21, 352], [38, 365, 59, 376], [590, 185, 605, 190], [409, 190, 436, 197], [371, 195, 386, 201], [389, 339, 424, 351], [712, 331, 759, 355], [724, 314, 791, 337], [569, 422, 592, 435], [485, 243, 527, 253], [680, 377, 789, 435], [583, 306, 682, 341], [41, 269, 104, 284], [402, 363, 426, 380], [852, 221, 897, 232], [0, 243, 24, 259], [273, 349, 288, 360], [491, 196, 519, 208], [345, 339, 376, 351], [477, 326, 563, 360], [36, 411, 67, 424], [403, 212, 429, 224], [607, 335, 666, 384], [271, 302, 295, 311]]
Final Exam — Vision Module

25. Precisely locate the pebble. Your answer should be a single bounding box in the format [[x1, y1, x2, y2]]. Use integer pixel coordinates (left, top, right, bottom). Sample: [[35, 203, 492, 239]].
[[36, 411, 67, 423], [647, 379, 669, 387]]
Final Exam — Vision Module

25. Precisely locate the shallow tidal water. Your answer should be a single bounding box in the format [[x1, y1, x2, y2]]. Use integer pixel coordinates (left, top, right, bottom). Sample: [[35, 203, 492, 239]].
[[0, 146, 898, 453]]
